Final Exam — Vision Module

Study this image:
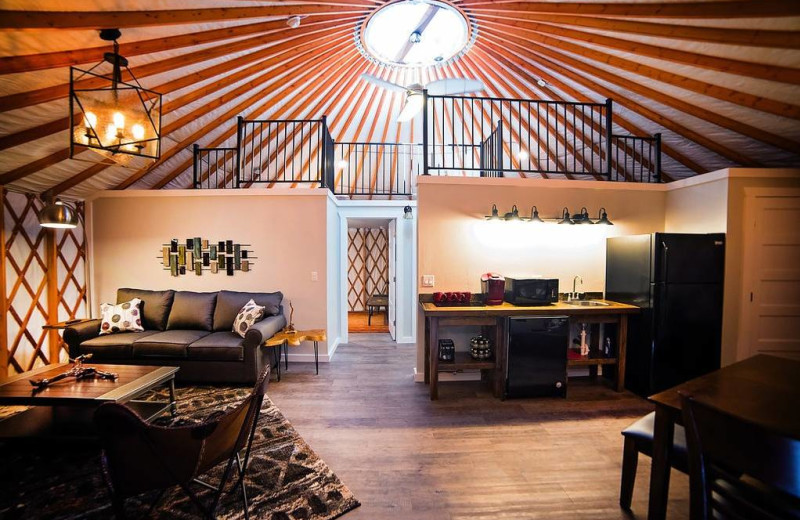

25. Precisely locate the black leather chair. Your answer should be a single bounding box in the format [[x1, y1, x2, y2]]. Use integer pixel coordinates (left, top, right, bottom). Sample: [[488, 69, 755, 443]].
[[680, 393, 800, 520], [94, 366, 270, 519], [620, 411, 689, 510]]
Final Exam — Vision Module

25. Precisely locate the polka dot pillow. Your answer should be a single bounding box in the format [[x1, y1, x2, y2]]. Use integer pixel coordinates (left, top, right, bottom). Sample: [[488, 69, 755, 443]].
[[99, 298, 144, 335], [233, 299, 266, 338]]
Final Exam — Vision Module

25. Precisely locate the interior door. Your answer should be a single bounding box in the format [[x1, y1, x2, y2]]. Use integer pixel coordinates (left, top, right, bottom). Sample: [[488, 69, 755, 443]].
[[388, 219, 397, 340], [741, 193, 800, 360]]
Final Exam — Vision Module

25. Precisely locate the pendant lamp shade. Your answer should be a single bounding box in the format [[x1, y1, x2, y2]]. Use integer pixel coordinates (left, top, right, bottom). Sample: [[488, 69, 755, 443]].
[[39, 201, 78, 229], [70, 29, 161, 160]]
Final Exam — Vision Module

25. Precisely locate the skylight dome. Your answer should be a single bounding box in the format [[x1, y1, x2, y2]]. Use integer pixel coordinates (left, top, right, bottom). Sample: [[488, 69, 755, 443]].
[[359, 0, 473, 67]]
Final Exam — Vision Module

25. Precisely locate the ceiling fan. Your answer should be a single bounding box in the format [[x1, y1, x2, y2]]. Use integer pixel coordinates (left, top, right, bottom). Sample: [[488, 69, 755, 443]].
[[360, 73, 484, 122]]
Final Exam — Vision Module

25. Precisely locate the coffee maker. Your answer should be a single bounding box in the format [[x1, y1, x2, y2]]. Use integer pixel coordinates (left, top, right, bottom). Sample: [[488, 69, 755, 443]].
[[481, 273, 505, 305]]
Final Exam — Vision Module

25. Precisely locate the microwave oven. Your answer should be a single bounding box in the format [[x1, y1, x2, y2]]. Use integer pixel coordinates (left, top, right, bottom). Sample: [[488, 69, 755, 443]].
[[504, 277, 559, 306]]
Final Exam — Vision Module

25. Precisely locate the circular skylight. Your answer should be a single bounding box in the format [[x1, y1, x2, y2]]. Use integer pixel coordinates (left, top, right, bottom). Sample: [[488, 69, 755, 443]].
[[360, 0, 473, 67]]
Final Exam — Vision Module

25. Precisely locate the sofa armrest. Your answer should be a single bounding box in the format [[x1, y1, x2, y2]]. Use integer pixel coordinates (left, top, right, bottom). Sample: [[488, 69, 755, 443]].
[[244, 314, 287, 349], [63, 319, 102, 357]]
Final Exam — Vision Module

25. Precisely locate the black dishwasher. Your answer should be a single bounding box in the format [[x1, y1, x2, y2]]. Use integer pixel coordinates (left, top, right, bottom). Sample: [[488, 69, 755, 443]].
[[506, 316, 569, 398]]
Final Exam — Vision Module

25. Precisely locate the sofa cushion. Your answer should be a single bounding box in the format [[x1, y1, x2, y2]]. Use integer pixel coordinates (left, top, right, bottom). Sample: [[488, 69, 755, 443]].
[[132, 330, 210, 358], [187, 332, 245, 361], [117, 288, 175, 331], [79, 330, 159, 359], [166, 291, 217, 331], [99, 298, 144, 335], [213, 290, 283, 331], [232, 299, 266, 338]]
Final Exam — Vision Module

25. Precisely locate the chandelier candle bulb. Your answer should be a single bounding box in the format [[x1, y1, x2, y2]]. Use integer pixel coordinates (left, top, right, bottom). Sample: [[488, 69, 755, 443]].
[[132, 124, 145, 140], [112, 112, 125, 130]]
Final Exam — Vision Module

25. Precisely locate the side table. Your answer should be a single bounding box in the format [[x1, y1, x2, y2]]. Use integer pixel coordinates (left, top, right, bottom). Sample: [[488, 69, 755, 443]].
[[264, 329, 325, 377]]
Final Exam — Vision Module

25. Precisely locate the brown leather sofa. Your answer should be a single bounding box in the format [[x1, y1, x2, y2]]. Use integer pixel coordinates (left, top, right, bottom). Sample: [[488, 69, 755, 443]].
[[64, 288, 286, 384]]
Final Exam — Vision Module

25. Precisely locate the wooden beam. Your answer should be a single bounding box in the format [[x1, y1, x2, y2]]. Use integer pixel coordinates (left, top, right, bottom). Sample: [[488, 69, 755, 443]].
[[0, 187, 8, 379], [462, 1, 800, 19], [472, 15, 800, 84], [0, 5, 370, 30], [0, 149, 71, 185], [479, 18, 800, 119], [475, 12, 800, 48], [0, 14, 348, 75], [42, 158, 116, 200]]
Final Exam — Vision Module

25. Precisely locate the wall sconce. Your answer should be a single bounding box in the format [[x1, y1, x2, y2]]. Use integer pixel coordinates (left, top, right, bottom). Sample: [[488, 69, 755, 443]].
[[596, 207, 614, 225], [503, 205, 521, 221], [70, 28, 161, 160], [572, 207, 594, 225], [525, 205, 544, 224], [558, 207, 574, 225], [39, 200, 79, 229], [485, 204, 501, 221], [404, 205, 413, 220]]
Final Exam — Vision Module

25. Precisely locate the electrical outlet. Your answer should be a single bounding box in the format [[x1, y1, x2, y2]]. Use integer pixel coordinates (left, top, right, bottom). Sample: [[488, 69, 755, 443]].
[[421, 274, 435, 287], [311, 271, 318, 281]]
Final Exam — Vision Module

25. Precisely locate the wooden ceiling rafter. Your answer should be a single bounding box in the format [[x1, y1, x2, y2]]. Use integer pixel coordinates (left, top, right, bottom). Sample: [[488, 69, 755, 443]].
[[475, 12, 800, 49], [471, 15, 800, 84], [0, 5, 372, 30], [477, 18, 800, 119], [0, 149, 70, 185], [461, 1, 800, 19], [0, 20, 356, 113], [482, 28, 790, 164], [0, 14, 351, 75]]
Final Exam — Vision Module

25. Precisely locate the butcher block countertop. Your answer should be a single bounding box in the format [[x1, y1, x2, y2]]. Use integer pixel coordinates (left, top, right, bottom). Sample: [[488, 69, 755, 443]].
[[420, 300, 639, 316]]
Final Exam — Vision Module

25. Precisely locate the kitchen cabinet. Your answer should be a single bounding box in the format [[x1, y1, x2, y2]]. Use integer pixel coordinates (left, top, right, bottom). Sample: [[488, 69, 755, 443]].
[[421, 299, 639, 400]]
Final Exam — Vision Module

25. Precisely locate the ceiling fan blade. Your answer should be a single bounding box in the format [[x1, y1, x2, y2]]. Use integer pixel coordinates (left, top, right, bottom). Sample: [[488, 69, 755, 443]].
[[360, 73, 406, 93], [394, 4, 439, 64], [425, 78, 484, 96]]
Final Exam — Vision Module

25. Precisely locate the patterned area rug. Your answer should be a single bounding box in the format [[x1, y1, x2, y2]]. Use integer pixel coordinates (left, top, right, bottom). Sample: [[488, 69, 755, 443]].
[[0, 385, 360, 519]]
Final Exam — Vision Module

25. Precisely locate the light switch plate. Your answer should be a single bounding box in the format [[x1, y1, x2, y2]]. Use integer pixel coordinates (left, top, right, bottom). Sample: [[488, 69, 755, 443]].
[[311, 271, 318, 281], [421, 274, 435, 287]]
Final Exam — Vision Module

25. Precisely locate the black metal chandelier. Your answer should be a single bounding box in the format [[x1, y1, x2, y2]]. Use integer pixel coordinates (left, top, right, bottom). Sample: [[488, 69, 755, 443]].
[[69, 29, 161, 160]]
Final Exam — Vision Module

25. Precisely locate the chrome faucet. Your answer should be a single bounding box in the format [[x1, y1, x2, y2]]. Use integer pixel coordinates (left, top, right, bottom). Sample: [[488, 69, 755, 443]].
[[569, 275, 583, 301]]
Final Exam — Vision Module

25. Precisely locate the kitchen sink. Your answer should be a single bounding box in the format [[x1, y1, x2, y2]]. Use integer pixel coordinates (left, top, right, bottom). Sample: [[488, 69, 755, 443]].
[[565, 300, 610, 307]]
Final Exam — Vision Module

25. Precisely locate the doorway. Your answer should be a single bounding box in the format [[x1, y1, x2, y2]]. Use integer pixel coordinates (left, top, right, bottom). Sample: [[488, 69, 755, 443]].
[[346, 218, 393, 337]]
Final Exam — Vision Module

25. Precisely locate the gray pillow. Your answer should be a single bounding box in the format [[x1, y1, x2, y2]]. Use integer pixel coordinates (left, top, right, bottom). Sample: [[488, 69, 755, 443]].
[[117, 288, 175, 331], [166, 291, 217, 331], [213, 290, 282, 332]]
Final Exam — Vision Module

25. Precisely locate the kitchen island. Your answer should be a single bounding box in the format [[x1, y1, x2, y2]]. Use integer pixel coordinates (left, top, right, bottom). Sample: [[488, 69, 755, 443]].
[[420, 299, 639, 400]]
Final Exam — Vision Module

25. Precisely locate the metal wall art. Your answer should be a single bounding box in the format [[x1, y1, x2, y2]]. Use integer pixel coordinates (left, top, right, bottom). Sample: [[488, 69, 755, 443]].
[[161, 237, 255, 276]]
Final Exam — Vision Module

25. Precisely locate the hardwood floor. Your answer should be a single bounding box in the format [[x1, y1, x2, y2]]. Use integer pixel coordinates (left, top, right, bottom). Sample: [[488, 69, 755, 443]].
[[267, 334, 690, 519], [348, 311, 390, 333]]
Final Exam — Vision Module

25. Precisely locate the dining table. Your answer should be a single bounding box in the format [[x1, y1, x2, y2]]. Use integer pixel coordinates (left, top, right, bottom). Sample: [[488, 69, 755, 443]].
[[646, 354, 800, 520]]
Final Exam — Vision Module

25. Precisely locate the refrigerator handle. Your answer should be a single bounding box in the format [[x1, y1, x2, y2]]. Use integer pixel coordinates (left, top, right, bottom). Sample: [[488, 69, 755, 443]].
[[661, 240, 669, 283]]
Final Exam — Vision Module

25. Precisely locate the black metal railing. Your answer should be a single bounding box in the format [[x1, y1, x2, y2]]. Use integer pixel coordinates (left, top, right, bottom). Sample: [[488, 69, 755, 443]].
[[424, 94, 613, 178], [610, 133, 661, 183], [237, 116, 326, 186], [480, 120, 503, 178], [193, 145, 238, 189], [332, 142, 420, 196]]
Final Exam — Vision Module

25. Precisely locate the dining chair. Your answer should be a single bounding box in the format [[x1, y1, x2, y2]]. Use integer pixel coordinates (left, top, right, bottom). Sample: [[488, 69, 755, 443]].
[[620, 411, 689, 510], [94, 366, 270, 519], [680, 392, 800, 520]]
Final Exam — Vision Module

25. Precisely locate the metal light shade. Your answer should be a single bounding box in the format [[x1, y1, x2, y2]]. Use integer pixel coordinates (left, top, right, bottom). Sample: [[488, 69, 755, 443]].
[[70, 29, 161, 160], [396, 90, 424, 122], [404, 205, 413, 220], [485, 204, 501, 221], [558, 207, 574, 225], [503, 204, 521, 221], [596, 207, 614, 225], [39, 201, 78, 229], [573, 207, 594, 224], [527, 205, 544, 224]]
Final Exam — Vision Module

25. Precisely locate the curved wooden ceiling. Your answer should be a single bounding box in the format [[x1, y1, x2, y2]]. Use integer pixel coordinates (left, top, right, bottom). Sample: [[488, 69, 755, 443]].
[[0, 0, 798, 198]]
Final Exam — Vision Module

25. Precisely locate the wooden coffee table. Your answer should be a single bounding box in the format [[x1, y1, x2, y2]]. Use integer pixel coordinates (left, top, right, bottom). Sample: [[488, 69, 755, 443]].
[[0, 363, 178, 439], [264, 329, 326, 378]]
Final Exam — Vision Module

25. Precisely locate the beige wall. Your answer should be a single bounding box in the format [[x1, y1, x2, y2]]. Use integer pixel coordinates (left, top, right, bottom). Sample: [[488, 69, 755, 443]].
[[416, 177, 667, 371], [89, 190, 331, 358], [665, 174, 728, 233]]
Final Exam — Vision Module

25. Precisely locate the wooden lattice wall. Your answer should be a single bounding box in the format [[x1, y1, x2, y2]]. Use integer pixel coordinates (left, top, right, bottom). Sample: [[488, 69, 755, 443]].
[[347, 227, 388, 312], [1, 189, 87, 378]]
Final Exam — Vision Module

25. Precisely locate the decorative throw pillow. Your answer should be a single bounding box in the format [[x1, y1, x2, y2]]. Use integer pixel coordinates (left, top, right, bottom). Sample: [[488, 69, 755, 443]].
[[232, 299, 266, 338], [99, 298, 145, 335]]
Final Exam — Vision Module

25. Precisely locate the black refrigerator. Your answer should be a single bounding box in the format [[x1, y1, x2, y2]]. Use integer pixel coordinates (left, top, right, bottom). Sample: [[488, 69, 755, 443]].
[[606, 233, 725, 397]]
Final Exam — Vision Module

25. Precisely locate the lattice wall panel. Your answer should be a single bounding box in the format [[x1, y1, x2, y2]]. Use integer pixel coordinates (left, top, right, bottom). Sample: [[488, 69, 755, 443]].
[[2, 192, 87, 377], [347, 227, 388, 312]]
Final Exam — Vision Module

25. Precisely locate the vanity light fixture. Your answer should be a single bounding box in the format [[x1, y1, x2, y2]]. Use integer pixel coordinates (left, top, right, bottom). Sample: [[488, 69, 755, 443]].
[[485, 204, 501, 221], [572, 207, 594, 224], [596, 207, 614, 225], [503, 204, 521, 221], [558, 207, 574, 225], [525, 205, 545, 224]]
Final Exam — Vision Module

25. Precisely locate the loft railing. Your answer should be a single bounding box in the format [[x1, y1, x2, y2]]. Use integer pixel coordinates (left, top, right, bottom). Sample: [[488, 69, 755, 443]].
[[424, 93, 613, 178], [610, 133, 661, 183], [479, 120, 503, 178], [332, 142, 419, 196], [193, 145, 238, 189]]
